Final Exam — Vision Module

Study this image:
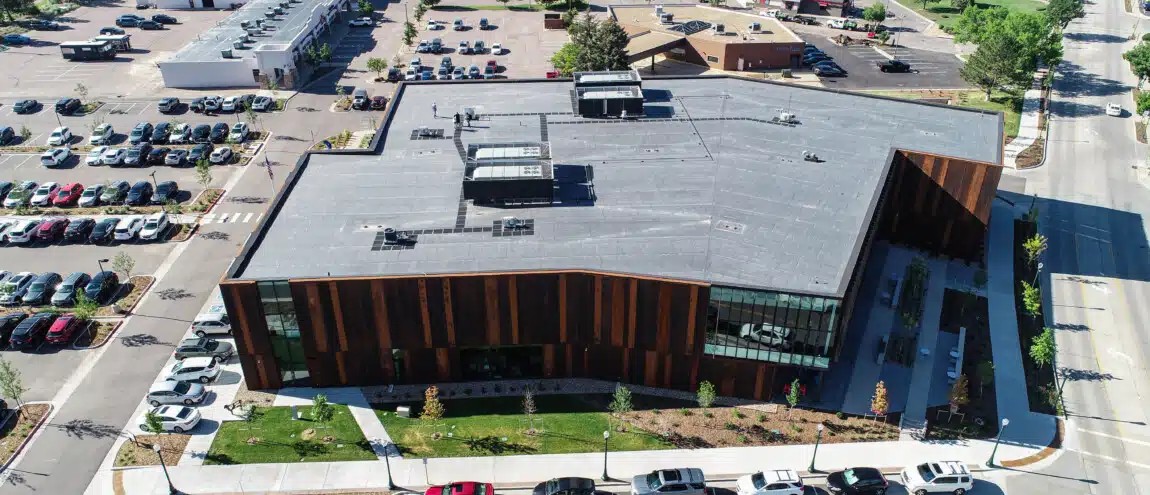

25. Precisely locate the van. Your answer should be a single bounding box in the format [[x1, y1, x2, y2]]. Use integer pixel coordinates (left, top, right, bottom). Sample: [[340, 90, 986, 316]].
[[352, 88, 369, 110], [191, 313, 231, 337]]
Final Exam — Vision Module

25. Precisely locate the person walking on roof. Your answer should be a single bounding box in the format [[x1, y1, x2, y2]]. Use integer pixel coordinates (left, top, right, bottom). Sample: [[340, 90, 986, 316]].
[[432, 102, 438, 117]]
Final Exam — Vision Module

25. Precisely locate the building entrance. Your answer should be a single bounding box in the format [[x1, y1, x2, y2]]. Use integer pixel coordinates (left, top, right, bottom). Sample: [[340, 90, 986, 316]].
[[460, 346, 544, 381]]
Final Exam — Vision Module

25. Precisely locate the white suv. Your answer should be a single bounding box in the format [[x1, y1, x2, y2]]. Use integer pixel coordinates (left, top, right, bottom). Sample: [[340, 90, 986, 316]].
[[736, 469, 803, 495], [901, 461, 973, 495], [164, 357, 221, 383], [139, 212, 169, 241]]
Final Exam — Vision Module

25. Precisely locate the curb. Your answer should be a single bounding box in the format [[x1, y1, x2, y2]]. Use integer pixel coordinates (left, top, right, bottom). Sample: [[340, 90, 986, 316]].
[[1000, 417, 1064, 467], [0, 402, 54, 473], [193, 188, 226, 216], [110, 275, 155, 317], [171, 222, 200, 242], [74, 319, 124, 350]]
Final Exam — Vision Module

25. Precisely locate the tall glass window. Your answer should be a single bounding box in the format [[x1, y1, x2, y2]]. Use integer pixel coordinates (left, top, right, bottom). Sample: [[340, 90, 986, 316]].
[[258, 280, 309, 386], [703, 286, 840, 369]]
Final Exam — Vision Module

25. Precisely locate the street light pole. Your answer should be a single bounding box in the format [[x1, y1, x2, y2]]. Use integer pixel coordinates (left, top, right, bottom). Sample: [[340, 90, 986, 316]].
[[97, 258, 109, 275], [383, 441, 396, 490], [809, 423, 824, 472], [601, 430, 610, 481], [986, 418, 1010, 467], [153, 443, 178, 495]]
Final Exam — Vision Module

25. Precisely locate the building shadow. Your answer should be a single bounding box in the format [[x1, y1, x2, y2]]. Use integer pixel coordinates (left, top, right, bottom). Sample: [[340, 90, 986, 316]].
[[1055, 62, 1129, 98]]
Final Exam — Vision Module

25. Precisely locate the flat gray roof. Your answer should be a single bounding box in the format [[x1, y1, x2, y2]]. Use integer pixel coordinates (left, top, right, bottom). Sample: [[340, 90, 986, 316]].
[[236, 78, 1002, 296], [166, 0, 336, 63]]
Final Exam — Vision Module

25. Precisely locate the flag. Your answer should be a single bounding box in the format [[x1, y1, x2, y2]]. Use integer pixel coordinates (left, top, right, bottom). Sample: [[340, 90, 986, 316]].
[[264, 155, 274, 181]]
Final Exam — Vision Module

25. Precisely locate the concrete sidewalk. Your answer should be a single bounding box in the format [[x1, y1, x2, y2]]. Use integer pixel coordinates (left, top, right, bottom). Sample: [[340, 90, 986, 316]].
[[273, 387, 393, 459], [98, 436, 1053, 494]]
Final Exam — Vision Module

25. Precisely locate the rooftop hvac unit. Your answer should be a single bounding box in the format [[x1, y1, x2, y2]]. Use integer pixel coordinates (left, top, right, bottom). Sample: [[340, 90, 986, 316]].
[[274, 7, 284, 14], [240, 20, 250, 28], [779, 112, 796, 123], [713, 23, 725, 34], [265, 10, 277, 18], [221, 48, 233, 58], [233, 39, 244, 49], [749, 22, 761, 31], [241, 34, 251, 42], [247, 28, 261, 36], [660, 13, 674, 24], [279, 1, 289, 7]]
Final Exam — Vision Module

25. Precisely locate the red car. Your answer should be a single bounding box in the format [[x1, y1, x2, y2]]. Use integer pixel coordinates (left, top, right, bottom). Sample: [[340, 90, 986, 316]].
[[53, 182, 84, 206], [486, 59, 498, 69], [370, 95, 388, 110], [545, 70, 559, 78], [46, 313, 82, 344], [35, 217, 70, 241], [426, 482, 493, 495]]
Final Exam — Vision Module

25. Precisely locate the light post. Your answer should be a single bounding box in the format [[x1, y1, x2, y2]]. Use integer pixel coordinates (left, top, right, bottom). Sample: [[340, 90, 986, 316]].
[[809, 423, 824, 472], [1033, 262, 1044, 285], [153, 443, 178, 495], [383, 441, 396, 490], [97, 258, 109, 274], [986, 418, 1010, 467], [601, 430, 610, 481]]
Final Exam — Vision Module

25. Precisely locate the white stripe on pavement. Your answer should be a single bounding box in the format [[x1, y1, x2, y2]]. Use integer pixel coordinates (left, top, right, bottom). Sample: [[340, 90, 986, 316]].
[[243, 213, 253, 223], [1078, 428, 1150, 447], [200, 213, 216, 223], [230, 212, 241, 223], [1070, 448, 1150, 470]]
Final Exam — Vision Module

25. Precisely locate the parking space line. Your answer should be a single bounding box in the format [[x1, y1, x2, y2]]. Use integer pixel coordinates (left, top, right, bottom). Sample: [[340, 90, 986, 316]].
[[243, 213, 253, 223], [255, 213, 263, 224], [230, 212, 241, 223]]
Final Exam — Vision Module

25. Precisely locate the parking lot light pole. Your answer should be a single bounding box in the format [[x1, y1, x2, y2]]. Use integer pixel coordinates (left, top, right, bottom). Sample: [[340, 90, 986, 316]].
[[152, 443, 178, 495], [986, 417, 1010, 467], [809, 423, 824, 472], [602, 430, 610, 481], [53, 108, 62, 127], [97, 258, 109, 274], [383, 441, 396, 489]]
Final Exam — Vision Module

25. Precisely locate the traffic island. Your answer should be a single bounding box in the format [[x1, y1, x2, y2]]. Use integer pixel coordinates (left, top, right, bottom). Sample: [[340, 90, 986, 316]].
[[95, 275, 155, 317], [0, 403, 52, 469], [114, 434, 191, 467]]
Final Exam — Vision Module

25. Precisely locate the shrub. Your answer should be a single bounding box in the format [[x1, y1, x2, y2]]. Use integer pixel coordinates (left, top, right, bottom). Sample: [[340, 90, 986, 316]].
[[836, 411, 846, 420], [738, 434, 749, 443], [1137, 90, 1150, 114], [800, 417, 808, 423], [724, 422, 738, 430], [703, 411, 713, 418], [732, 410, 745, 419], [791, 424, 802, 432], [679, 408, 692, 416], [757, 413, 766, 422]]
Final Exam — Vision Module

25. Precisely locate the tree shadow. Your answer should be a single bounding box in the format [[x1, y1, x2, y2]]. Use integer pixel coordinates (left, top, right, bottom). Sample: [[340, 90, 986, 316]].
[[1059, 367, 1118, 382], [118, 333, 172, 347], [456, 435, 537, 455], [1055, 62, 1129, 98], [199, 231, 231, 241], [1047, 100, 1105, 118], [1051, 322, 1089, 331], [156, 288, 194, 300], [291, 439, 330, 457], [52, 419, 122, 439]]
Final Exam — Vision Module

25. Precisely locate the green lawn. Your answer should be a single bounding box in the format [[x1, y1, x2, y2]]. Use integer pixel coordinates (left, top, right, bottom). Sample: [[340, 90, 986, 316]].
[[204, 405, 377, 465], [903, 0, 1046, 29], [376, 395, 675, 458]]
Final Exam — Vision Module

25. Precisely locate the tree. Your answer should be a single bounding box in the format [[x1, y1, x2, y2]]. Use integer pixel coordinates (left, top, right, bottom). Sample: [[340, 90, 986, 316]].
[[977, 360, 995, 396], [195, 158, 213, 188], [951, 0, 970, 12], [960, 33, 1031, 101], [0, 358, 26, 408], [1023, 233, 1048, 266], [1045, 0, 1084, 30], [75, 82, 88, 103], [421, 385, 445, 423], [72, 289, 99, 322], [1125, 42, 1150, 86], [267, 76, 280, 94], [403, 21, 417, 46], [870, 380, 888, 417], [570, 12, 599, 70], [142, 409, 165, 435], [786, 378, 801, 415], [1030, 327, 1056, 369], [304, 43, 320, 66], [414, 2, 427, 22], [318, 43, 333, 63], [550, 43, 581, 77], [876, 31, 890, 46], [1021, 281, 1042, 317], [357, 0, 374, 16], [594, 18, 631, 71], [949, 375, 970, 412], [245, 105, 260, 131], [366, 57, 387, 79], [561, 7, 577, 27], [862, 2, 886, 28], [112, 251, 135, 279], [0, 0, 35, 22], [522, 387, 538, 434], [311, 394, 334, 423], [696, 380, 716, 408], [954, 9, 1062, 69], [422, 0, 441, 6], [609, 385, 633, 416]]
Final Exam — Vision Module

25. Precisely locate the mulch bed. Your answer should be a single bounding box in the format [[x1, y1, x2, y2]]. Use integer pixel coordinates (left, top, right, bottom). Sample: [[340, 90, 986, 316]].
[[926, 290, 998, 440], [114, 434, 190, 467], [1014, 220, 1058, 415], [75, 320, 123, 348], [0, 404, 51, 466], [623, 405, 900, 449], [95, 275, 155, 317]]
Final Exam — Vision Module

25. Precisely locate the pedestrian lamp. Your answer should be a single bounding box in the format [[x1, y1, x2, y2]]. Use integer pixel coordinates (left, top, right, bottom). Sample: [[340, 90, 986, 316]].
[[97, 258, 109, 275], [986, 418, 1010, 467], [383, 440, 396, 489], [809, 423, 824, 472], [602, 430, 610, 481], [153, 443, 178, 495]]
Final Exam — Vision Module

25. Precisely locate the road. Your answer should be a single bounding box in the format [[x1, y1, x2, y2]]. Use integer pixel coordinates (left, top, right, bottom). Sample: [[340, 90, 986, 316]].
[[1014, 0, 1150, 491]]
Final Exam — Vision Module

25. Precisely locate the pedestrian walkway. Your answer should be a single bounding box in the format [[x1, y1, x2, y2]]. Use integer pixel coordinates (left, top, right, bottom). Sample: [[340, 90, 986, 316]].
[[900, 257, 949, 438], [1004, 70, 1048, 169], [273, 387, 393, 459], [178, 358, 246, 466], [189, 212, 263, 225]]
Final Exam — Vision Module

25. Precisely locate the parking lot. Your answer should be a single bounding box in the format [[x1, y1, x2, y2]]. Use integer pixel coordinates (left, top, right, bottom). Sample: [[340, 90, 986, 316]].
[[791, 26, 968, 90], [0, 5, 233, 99], [1, 330, 98, 402]]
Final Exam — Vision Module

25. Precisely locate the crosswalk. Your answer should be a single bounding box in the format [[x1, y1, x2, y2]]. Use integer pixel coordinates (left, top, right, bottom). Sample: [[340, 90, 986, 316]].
[[197, 212, 262, 224]]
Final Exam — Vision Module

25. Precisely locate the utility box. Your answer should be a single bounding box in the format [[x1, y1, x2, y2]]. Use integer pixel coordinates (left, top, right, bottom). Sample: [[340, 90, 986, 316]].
[[396, 405, 411, 418]]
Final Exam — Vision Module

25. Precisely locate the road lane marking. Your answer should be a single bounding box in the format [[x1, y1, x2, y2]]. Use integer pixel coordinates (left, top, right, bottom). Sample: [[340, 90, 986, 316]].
[[1070, 448, 1150, 470], [1078, 428, 1150, 447], [243, 213, 253, 222], [230, 212, 241, 222], [200, 213, 215, 223]]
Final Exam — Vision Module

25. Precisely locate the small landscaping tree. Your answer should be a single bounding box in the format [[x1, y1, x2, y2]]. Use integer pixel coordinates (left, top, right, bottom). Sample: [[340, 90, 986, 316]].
[[0, 357, 27, 408], [75, 82, 89, 103], [112, 251, 135, 279], [786, 378, 801, 417], [1023, 233, 1048, 266], [1125, 42, 1150, 87], [949, 375, 969, 415], [871, 380, 889, 420], [876, 31, 890, 46], [196, 158, 213, 189], [951, 0, 970, 11], [318, 43, 333, 63], [414, 2, 427, 22], [522, 387, 538, 434], [1021, 281, 1041, 317], [696, 380, 716, 409], [366, 57, 387, 80], [72, 289, 99, 322], [862, 2, 886, 29], [977, 360, 994, 396], [403, 21, 417, 46], [357, 0, 374, 16], [421, 385, 445, 425], [1030, 327, 1056, 369], [609, 385, 633, 418], [311, 394, 334, 424], [142, 409, 165, 436], [19, 125, 31, 143], [1045, 0, 1084, 30]]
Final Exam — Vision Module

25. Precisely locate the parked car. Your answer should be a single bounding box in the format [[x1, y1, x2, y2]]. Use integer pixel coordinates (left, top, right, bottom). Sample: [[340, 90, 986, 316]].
[[27, 19, 60, 30], [349, 17, 374, 27], [371, 96, 387, 110], [169, 123, 192, 144], [453, 18, 465, 30], [826, 468, 889, 495], [229, 122, 249, 143], [86, 147, 107, 166], [426, 482, 493, 495], [405, 68, 418, 81], [100, 26, 126, 35], [189, 98, 206, 113], [174, 337, 234, 362], [484, 65, 495, 79], [146, 381, 207, 407], [62, 218, 95, 243], [545, 70, 559, 78], [416, 39, 430, 53], [630, 469, 707, 495], [123, 143, 152, 166], [30, 182, 60, 206], [116, 14, 143, 27], [7, 312, 56, 349], [386, 67, 401, 82], [4, 220, 39, 245], [157, 97, 181, 113], [0, 312, 28, 345], [21, 272, 62, 306], [100, 181, 130, 204], [129, 122, 154, 144], [164, 356, 221, 383], [55, 97, 81, 115], [52, 182, 84, 206], [165, 149, 189, 166], [352, 88, 370, 110], [138, 20, 162, 30], [452, 66, 465, 79], [191, 124, 211, 144], [83, 271, 119, 302], [209, 147, 233, 164], [40, 148, 72, 168], [491, 42, 503, 55], [138, 405, 201, 433], [421, 68, 433, 80], [34, 218, 68, 242], [202, 96, 223, 113], [154, 181, 180, 204], [430, 37, 442, 53], [0, 273, 36, 305], [139, 212, 169, 241], [221, 96, 240, 112], [148, 147, 171, 165], [151, 122, 172, 143], [479, 17, 490, 30], [0, 182, 10, 202], [877, 60, 911, 73], [1106, 102, 1122, 117], [126, 181, 153, 206], [210, 123, 229, 143], [102, 147, 127, 166], [437, 66, 449, 80], [191, 313, 230, 337], [47, 126, 72, 146], [251, 95, 275, 111], [0, 126, 15, 145], [13, 99, 39, 114], [473, 40, 485, 54], [427, 19, 443, 30], [458, 40, 471, 54], [533, 478, 595, 495], [189, 143, 213, 163], [89, 123, 115, 145], [45, 313, 83, 344], [736, 469, 804, 495], [3, 181, 37, 208], [89, 218, 119, 244], [899, 461, 973, 495], [814, 64, 846, 77], [77, 185, 103, 207], [151, 14, 178, 24], [113, 216, 144, 241], [2, 34, 31, 46]]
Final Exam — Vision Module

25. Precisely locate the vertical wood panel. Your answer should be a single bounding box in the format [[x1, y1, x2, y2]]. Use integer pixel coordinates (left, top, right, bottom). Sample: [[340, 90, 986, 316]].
[[753, 364, 766, 400], [663, 354, 673, 387], [610, 279, 625, 347], [565, 343, 573, 376], [370, 280, 392, 348], [417, 279, 433, 348], [484, 277, 501, 345], [436, 348, 451, 381], [328, 283, 348, 351], [559, 274, 568, 343], [441, 279, 456, 346], [685, 286, 699, 354], [657, 284, 672, 354], [644, 351, 658, 387], [508, 276, 520, 344], [543, 344, 555, 377], [622, 348, 631, 381], [306, 284, 328, 353], [593, 275, 602, 343], [335, 352, 348, 385], [627, 279, 638, 349]]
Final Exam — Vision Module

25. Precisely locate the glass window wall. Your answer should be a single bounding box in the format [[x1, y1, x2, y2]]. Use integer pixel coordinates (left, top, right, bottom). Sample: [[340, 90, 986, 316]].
[[258, 280, 309, 386], [703, 286, 839, 368]]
